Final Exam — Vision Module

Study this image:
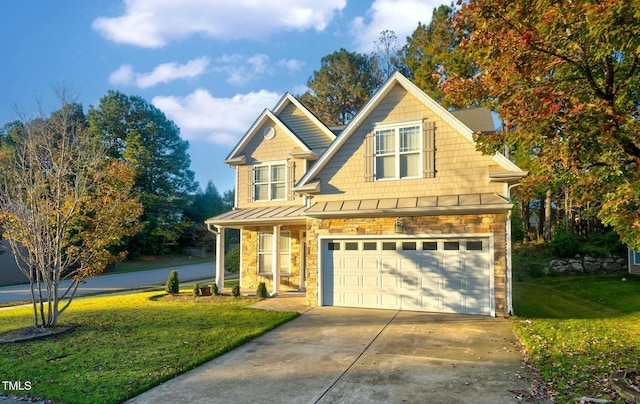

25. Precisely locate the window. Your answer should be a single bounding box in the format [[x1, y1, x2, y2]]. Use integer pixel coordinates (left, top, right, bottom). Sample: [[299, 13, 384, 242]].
[[345, 242, 358, 251], [402, 241, 416, 250], [444, 241, 460, 250], [382, 241, 396, 250], [363, 242, 377, 251], [257, 231, 290, 275], [254, 162, 286, 201], [422, 241, 438, 250], [466, 241, 483, 251], [374, 122, 421, 180], [635, 250, 640, 265]]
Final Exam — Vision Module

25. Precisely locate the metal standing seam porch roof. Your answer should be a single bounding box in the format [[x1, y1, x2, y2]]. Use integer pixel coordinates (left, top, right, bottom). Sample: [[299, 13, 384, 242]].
[[205, 193, 512, 227]]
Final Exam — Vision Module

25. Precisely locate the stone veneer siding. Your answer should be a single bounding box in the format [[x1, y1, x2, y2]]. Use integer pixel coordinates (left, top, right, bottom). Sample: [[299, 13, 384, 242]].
[[304, 213, 509, 317], [240, 225, 305, 292]]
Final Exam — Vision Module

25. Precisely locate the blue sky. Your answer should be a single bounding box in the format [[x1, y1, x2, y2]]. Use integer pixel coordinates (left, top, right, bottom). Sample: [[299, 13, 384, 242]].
[[1, 0, 444, 193]]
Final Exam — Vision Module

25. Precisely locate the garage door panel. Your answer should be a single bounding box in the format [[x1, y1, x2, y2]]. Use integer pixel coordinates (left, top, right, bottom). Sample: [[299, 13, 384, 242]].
[[343, 257, 360, 269], [343, 275, 361, 287], [323, 238, 491, 315], [362, 275, 379, 287]]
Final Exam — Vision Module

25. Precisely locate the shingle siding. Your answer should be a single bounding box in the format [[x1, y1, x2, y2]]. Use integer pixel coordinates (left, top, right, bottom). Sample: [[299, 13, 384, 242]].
[[313, 84, 505, 202], [279, 103, 332, 149]]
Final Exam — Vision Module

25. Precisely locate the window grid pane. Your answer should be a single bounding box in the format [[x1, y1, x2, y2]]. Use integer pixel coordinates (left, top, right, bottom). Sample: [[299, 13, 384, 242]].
[[375, 129, 396, 154], [399, 126, 420, 152]]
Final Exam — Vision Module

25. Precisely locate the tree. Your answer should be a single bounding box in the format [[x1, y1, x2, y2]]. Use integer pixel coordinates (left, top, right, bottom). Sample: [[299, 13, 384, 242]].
[[446, 0, 640, 248], [299, 48, 381, 126], [402, 4, 477, 108], [0, 91, 142, 328], [88, 91, 198, 256], [370, 30, 409, 83]]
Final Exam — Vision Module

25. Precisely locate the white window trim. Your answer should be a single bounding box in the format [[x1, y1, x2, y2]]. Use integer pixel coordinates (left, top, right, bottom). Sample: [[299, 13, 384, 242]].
[[257, 231, 291, 275], [373, 120, 423, 181], [253, 160, 287, 202]]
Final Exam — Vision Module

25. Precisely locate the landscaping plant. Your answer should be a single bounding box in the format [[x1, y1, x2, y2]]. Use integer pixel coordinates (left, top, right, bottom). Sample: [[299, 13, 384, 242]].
[[256, 282, 268, 299], [165, 270, 179, 294]]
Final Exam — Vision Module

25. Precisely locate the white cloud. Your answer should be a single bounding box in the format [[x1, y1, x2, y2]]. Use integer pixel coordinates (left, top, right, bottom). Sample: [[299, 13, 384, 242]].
[[108, 57, 210, 89], [350, 0, 440, 52], [278, 59, 305, 72], [152, 89, 283, 146], [109, 64, 135, 86], [93, 0, 347, 48], [212, 53, 275, 86]]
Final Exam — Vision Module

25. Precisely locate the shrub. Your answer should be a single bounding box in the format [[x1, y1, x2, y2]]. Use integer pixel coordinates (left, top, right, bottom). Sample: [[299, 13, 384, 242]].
[[256, 282, 268, 299], [232, 284, 240, 297], [582, 231, 626, 258], [224, 246, 240, 274], [211, 282, 218, 295], [193, 283, 201, 296], [165, 270, 179, 294], [548, 228, 582, 258]]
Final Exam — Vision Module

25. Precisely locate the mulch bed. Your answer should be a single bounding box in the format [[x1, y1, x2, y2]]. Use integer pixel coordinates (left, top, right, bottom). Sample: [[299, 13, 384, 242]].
[[0, 323, 76, 344]]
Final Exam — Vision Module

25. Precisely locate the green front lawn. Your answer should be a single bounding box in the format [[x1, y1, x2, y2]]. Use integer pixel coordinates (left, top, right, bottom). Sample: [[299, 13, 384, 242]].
[[0, 290, 298, 403], [512, 273, 640, 402]]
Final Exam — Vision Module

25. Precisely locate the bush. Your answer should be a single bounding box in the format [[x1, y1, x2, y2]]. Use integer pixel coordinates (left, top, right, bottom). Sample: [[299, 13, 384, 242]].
[[582, 231, 626, 258], [256, 282, 268, 299], [548, 229, 582, 258], [193, 283, 201, 296], [165, 270, 179, 294], [211, 282, 218, 295], [224, 246, 240, 274], [232, 284, 240, 297]]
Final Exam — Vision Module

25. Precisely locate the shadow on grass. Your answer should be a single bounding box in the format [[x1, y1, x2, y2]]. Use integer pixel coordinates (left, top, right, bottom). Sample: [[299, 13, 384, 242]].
[[512, 272, 640, 319]]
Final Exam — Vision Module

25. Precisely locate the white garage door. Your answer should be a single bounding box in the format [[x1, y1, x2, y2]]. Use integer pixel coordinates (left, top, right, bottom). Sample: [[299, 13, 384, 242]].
[[321, 238, 492, 315]]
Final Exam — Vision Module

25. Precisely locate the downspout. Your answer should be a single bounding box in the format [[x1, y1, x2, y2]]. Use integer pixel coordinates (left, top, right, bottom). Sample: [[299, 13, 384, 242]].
[[206, 223, 225, 292], [506, 183, 521, 316]]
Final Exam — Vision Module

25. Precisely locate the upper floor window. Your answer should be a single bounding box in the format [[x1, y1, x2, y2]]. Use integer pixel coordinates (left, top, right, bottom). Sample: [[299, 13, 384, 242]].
[[374, 122, 422, 180], [254, 162, 286, 201]]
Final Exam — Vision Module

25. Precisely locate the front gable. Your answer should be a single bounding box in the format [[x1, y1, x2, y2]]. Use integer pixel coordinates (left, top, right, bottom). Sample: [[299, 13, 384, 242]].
[[295, 72, 526, 202], [225, 94, 337, 209]]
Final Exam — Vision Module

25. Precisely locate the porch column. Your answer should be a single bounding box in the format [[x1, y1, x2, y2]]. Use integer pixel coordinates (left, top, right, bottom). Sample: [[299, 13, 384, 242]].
[[215, 225, 225, 293], [271, 224, 281, 296]]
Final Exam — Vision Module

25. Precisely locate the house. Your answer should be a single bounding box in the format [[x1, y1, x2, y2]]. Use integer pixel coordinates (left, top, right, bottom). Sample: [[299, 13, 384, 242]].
[[628, 249, 640, 275], [205, 72, 527, 317]]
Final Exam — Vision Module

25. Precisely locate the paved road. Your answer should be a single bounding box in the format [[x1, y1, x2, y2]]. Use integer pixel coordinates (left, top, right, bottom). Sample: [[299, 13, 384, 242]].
[[0, 263, 217, 304]]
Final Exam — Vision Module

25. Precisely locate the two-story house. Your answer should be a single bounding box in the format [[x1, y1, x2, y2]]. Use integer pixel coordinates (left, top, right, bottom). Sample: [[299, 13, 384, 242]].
[[205, 72, 526, 317]]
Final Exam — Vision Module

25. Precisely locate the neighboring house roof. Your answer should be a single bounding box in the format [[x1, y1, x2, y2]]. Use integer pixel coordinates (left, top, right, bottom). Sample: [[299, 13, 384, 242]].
[[296, 72, 525, 190], [225, 93, 335, 163], [451, 107, 497, 134]]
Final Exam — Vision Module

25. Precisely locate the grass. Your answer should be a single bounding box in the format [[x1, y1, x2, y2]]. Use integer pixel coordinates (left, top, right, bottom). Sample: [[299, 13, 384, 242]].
[[511, 244, 640, 403], [0, 289, 298, 403]]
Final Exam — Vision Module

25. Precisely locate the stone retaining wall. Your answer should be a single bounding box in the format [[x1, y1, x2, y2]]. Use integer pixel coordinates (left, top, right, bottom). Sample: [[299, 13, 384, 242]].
[[547, 255, 626, 274]]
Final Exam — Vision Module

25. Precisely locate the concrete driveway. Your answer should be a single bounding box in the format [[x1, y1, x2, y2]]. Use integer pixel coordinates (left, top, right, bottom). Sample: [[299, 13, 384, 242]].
[[128, 302, 549, 404]]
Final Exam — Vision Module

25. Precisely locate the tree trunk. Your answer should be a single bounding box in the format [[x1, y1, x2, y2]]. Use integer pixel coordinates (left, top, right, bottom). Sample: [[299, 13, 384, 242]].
[[544, 189, 552, 241]]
